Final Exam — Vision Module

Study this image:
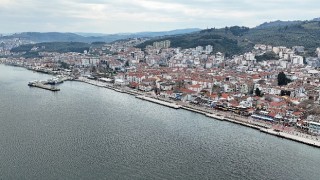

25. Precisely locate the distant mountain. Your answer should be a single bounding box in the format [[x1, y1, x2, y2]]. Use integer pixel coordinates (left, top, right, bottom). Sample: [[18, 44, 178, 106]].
[[4, 32, 88, 42], [0, 28, 201, 43], [127, 28, 201, 37], [75, 28, 200, 37], [74, 32, 108, 37]]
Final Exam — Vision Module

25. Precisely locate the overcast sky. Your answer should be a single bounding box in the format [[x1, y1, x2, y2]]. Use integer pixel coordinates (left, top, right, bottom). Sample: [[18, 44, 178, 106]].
[[1, 0, 319, 34]]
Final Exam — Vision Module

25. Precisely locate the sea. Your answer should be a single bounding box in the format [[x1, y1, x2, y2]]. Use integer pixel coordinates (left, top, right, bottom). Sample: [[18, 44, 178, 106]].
[[0, 64, 319, 180]]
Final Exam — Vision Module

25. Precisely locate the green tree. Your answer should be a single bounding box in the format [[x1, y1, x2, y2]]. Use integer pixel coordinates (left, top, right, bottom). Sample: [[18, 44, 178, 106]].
[[255, 88, 262, 96], [124, 60, 130, 67], [277, 72, 292, 86], [59, 61, 70, 69], [212, 84, 221, 93], [255, 51, 279, 62]]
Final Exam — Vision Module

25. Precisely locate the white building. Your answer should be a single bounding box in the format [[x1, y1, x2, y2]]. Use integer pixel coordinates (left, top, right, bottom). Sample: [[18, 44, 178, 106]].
[[205, 45, 213, 54], [291, 55, 304, 65], [308, 121, 320, 135], [196, 46, 203, 52], [244, 52, 255, 61], [316, 48, 320, 58]]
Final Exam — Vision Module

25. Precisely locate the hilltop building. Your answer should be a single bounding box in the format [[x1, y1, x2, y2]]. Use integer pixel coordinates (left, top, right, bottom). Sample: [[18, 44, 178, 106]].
[[153, 40, 171, 49]]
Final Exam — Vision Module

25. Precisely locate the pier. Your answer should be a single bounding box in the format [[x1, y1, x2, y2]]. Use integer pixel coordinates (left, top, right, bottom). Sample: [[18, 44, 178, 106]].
[[28, 82, 60, 91]]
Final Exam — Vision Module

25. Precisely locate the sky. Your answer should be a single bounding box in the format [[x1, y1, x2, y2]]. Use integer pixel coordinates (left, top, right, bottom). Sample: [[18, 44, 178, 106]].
[[0, 0, 319, 34]]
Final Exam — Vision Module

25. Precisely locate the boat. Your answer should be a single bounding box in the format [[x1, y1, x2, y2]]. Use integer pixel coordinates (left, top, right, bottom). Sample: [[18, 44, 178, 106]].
[[46, 77, 64, 85], [28, 80, 38, 86]]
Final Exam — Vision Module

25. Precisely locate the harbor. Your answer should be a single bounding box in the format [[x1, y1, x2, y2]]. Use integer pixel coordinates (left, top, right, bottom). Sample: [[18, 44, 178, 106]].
[[27, 75, 72, 92]]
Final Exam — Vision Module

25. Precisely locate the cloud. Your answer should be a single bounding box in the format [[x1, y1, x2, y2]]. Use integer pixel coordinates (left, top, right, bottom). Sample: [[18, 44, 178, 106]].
[[0, 0, 319, 33]]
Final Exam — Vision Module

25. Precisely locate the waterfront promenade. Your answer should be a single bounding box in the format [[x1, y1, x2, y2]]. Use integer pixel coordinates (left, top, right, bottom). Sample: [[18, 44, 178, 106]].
[[74, 77, 320, 148]]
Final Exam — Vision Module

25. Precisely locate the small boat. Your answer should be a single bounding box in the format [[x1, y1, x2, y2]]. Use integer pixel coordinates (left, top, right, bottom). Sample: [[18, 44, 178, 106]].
[[28, 80, 38, 86], [47, 77, 64, 85]]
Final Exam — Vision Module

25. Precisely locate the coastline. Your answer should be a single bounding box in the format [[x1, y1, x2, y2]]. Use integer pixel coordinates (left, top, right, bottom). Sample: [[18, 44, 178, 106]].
[[74, 77, 320, 148], [2, 63, 319, 148]]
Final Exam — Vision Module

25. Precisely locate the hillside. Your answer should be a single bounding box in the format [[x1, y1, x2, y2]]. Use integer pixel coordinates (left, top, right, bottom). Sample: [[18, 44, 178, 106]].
[[256, 20, 303, 29], [245, 21, 320, 50], [1, 28, 200, 43], [4, 32, 88, 42], [137, 21, 320, 57], [10, 42, 90, 58], [136, 26, 253, 57]]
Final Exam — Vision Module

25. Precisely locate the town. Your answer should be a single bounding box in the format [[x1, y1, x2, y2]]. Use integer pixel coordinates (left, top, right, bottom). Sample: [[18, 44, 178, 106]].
[[1, 38, 320, 145]]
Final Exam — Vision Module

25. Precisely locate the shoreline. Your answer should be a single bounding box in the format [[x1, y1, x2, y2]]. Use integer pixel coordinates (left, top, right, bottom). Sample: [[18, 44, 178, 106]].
[[2, 64, 319, 148], [76, 78, 320, 148]]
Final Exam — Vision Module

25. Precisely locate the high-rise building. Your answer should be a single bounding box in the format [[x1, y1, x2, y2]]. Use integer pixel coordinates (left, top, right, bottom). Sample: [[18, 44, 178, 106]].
[[205, 45, 213, 54]]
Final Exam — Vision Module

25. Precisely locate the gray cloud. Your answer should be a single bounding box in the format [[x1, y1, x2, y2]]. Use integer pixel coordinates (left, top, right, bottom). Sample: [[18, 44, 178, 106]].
[[0, 0, 319, 33]]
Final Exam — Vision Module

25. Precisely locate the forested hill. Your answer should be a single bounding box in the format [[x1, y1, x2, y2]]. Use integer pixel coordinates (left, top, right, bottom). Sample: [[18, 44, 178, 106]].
[[244, 21, 320, 50], [136, 26, 252, 57], [10, 42, 90, 58], [11, 42, 90, 53], [136, 20, 320, 57]]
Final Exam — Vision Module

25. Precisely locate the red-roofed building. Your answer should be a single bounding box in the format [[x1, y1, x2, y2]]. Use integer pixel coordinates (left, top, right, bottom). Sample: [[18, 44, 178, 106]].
[[188, 84, 202, 93]]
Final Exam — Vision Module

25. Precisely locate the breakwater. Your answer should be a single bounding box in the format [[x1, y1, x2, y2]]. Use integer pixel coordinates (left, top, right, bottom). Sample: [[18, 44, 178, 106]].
[[28, 82, 60, 91]]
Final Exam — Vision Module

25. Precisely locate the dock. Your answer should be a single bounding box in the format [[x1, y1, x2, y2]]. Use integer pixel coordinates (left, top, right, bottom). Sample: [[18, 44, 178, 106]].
[[136, 96, 181, 109], [28, 82, 60, 91]]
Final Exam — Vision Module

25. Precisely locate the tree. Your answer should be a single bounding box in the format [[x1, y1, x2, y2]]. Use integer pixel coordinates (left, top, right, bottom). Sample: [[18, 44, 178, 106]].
[[212, 84, 221, 93], [255, 88, 262, 97], [224, 26, 229, 34], [176, 80, 185, 88], [303, 57, 307, 65], [277, 72, 292, 86], [59, 61, 70, 69], [124, 60, 130, 67], [91, 66, 97, 73], [255, 51, 279, 62]]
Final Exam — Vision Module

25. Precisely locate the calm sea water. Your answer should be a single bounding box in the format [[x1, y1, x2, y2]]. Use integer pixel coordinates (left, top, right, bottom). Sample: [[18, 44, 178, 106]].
[[0, 64, 319, 180]]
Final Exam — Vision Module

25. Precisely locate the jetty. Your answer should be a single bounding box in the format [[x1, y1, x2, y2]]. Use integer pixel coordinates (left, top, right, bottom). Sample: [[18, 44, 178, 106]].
[[28, 82, 60, 91], [136, 96, 181, 109]]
